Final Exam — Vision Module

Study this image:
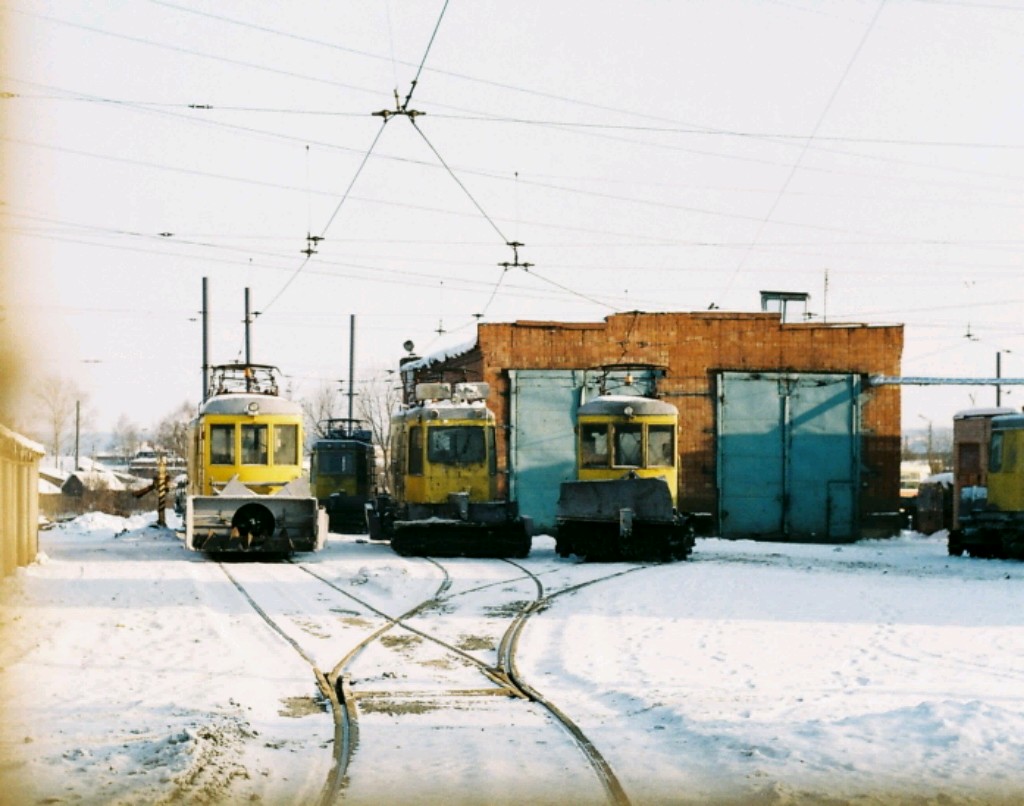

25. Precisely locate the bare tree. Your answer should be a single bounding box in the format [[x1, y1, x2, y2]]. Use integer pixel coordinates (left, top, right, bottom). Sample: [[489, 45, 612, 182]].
[[301, 381, 344, 447], [357, 370, 402, 493], [109, 414, 143, 462], [154, 401, 195, 460], [33, 375, 86, 465]]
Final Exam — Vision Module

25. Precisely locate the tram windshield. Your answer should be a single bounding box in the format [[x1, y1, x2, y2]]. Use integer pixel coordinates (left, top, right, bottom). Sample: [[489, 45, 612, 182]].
[[428, 426, 486, 465], [580, 423, 609, 468], [614, 423, 642, 467], [241, 424, 268, 465], [275, 425, 299, 466], [210, 425, 235, 465], [648, 425, 675, 467]]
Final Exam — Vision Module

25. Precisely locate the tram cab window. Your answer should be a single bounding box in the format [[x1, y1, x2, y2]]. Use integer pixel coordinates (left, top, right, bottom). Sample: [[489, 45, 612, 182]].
[[428, 426, 485, 466], [580, 423, 609, 468], [321, 450, 354, 475], [241, 424, 268, 465], [210, 424, 235, 465], [989, 433, 1004, 472], [275, 424, 299, 466], [408, 426, 424, 475], [648, 425, 675, 467], [614, 423, 642, 467]]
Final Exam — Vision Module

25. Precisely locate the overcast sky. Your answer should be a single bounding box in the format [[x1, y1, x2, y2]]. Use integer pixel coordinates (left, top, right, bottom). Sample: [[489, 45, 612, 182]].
[[3, 0, 1023, 436]]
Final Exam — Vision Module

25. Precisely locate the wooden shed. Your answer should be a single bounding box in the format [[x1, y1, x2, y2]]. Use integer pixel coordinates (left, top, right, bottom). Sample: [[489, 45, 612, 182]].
[[0, 424, 44, 576]]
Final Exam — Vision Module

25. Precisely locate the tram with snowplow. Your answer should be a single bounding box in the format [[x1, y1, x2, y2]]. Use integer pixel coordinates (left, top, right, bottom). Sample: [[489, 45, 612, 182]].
[[556, 392, 695, 562], [949, 413, 1024, 559], [365, 381, 531, 558], [184, 363, 327, 554]]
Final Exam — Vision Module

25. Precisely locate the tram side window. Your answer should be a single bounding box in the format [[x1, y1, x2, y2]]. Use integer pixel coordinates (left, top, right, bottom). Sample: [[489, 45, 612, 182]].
[[241, 424, 268, 465], [648, 425, 675, 467], [614, 423, 643, 467], [408, 426, 424, 475], [580, 423, 609, 468], [989, 433, 1004, 472], [275, 424, 299, 466], [210, 424, 235, 465], [428, 426, 485, 465]]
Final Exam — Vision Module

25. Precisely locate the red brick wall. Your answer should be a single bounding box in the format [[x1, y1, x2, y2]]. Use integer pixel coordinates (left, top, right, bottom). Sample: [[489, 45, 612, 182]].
[[410, 312, 903, 535]]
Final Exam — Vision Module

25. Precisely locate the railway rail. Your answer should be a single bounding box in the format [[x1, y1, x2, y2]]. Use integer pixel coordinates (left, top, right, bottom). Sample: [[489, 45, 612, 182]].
[[219, 550, 654, 805]]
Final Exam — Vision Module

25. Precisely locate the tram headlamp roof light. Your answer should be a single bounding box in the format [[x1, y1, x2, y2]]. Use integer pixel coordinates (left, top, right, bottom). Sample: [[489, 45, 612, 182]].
[[247, 401, 260, 415], [624, 405, 635, 419]]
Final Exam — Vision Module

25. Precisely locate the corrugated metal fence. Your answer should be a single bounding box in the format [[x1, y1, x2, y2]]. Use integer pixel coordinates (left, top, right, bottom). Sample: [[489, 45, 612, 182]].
[[0, 424, 44, 577]]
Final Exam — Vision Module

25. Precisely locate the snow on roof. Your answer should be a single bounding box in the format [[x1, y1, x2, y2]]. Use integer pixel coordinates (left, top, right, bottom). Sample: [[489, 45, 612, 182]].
[[0, 423, 45, 457], [401, 337, 478, 372], [38, 478, 62, 495], [953, 407, 1016, 420], [64, 470, 128, 492], [39, 467, 69, 486]]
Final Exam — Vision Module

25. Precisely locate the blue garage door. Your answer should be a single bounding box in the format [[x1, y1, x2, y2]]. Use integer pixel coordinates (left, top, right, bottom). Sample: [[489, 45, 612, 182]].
[[718, 372, 860, 541]]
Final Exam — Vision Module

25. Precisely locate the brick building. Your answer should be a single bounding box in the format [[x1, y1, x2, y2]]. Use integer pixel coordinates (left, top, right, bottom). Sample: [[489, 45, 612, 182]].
[[401, 310, 903, 540]]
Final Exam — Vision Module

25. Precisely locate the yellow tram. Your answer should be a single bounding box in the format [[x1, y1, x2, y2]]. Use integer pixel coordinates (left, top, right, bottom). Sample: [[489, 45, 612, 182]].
[[185, 364, 326, 553], [365, 381, 531, 557], [556, 394, 694, 561], [950, 413, 1024, 558]]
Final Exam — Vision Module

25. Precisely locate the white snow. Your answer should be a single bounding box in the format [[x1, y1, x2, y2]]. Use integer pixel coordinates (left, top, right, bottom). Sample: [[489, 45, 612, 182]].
[[2, 515, 1024, 804], [401, 338, 478, 372]]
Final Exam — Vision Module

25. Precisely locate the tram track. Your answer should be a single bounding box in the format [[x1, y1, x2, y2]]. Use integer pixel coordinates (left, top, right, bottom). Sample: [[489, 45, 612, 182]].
[[218, 562, 351, 806], [221, 552, 655, 806]]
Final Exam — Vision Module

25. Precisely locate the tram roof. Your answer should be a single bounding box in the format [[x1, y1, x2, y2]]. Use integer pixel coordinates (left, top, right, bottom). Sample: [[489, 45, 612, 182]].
[[199, 393, 302, 417], [991, 413, 1024, 430], [578, 395, 677, 417], [396, 400, 494, 423]]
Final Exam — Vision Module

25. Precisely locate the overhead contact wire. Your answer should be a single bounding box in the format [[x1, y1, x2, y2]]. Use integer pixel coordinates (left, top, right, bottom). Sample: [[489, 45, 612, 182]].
[[259, 0, 447, 315], [261, 119, 391, 314], [410, 119, 509, 243], [716, 0, 888, 304], [401, 0, 450, 111]]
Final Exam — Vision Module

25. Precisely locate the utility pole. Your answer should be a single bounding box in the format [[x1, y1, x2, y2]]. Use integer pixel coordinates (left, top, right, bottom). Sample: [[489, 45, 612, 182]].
[[244, 287, 253, 367], [348, 314, 356, 423], [996, 351, 1003, 407], [202, 277, 210, 402]]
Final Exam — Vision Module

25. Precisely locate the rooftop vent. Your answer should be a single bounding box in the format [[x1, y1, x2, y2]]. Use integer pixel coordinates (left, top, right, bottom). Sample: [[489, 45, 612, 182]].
[[760, 290, 809, 323]]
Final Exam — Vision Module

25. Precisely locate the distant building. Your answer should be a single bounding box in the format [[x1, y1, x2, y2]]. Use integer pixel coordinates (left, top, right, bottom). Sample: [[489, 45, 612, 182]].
[[61, 469, 128, 497]]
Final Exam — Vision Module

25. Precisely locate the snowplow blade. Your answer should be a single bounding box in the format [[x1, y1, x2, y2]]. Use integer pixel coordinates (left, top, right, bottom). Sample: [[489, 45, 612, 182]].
[[390, 517, 531, 559], [556, 476, 676, 524], [185, 478, 328, 553], [556, 477, 693, 562]]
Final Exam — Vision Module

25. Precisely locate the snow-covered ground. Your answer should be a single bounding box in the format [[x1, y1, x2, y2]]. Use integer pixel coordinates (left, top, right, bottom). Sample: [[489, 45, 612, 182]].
[[2, 514, 1024, 805]]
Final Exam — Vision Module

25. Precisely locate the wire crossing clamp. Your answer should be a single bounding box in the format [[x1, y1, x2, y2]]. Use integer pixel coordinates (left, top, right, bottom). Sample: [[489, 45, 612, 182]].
[[499, 241, 533, 272], [302, 233, 324, 257], [372, 89, 425, 121]]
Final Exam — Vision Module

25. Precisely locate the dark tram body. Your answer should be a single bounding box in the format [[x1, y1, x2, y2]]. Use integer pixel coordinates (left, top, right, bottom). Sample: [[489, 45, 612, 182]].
[[309, 419, 376, 533]]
